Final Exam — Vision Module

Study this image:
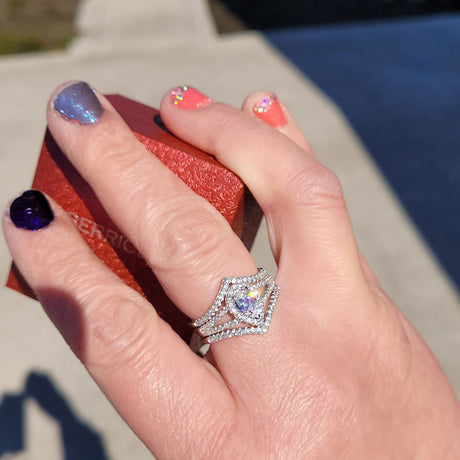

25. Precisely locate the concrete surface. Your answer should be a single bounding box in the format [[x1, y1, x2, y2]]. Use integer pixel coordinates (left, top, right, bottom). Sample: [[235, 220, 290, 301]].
[[0, 0, 459, 458]]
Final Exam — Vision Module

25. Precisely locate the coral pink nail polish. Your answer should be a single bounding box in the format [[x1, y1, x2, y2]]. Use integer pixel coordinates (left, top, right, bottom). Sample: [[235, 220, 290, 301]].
[[253, 93, 287, 128], [170, 85, 214, 110]]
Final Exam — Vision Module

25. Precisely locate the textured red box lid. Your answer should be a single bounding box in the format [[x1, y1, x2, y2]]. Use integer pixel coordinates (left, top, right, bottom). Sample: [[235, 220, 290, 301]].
[[7, 94, 262, 343]]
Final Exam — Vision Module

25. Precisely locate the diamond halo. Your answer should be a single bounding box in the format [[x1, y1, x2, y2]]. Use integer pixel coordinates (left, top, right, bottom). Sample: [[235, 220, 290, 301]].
[[192, 268, 279, 344]]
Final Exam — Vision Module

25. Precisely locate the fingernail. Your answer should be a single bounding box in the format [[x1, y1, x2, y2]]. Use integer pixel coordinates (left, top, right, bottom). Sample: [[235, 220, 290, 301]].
[[253, 93, 287, 128], [54, 81, 104, 124], [8, 190, 54, 230], [170, 85, 214, 110]]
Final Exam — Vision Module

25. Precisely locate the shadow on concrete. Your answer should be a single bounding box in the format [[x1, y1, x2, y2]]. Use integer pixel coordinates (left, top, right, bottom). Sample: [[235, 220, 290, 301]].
[[0, 372, 108, 459]]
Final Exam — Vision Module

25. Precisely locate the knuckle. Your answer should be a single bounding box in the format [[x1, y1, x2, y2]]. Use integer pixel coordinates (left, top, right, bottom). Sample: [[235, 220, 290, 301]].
[[282, 162, 344, 209], [211, 105, 259, 152], [85, 294, 156, 372], [149, 200, 227, 269], [30, 242, 158, 374], [84, 128, 140, 179], [33, 242, 93, 288]]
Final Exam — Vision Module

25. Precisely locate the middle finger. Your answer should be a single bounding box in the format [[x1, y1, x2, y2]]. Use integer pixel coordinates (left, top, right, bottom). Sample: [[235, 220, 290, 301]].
[[47, 81, 258, 340]]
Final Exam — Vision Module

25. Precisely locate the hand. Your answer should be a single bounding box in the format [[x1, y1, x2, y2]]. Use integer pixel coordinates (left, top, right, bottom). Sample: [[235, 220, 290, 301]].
[[4, 82, 460, 459]]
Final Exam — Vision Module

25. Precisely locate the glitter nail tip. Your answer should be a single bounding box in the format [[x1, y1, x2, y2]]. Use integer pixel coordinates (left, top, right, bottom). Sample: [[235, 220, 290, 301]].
[[54, 81, 104, 125], [170, 85, 214, 110], [9, 190, 54, 231], [253, 93, 278, 114], [253, 93, 287, 128]]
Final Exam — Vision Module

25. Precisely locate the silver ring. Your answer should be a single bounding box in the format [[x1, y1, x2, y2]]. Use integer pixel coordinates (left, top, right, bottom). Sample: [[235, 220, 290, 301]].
[[192, 268, 280, 344]]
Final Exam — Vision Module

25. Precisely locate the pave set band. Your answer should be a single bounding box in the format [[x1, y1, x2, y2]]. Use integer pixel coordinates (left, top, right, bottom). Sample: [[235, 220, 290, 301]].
[[192, 268, 280, 344]]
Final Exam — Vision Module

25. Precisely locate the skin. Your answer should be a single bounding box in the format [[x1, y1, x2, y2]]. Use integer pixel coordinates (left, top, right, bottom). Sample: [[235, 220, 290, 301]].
[[3, 83, 460, 459]]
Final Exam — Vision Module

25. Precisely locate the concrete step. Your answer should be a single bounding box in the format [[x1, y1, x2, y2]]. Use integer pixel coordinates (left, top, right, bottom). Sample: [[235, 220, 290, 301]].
[[71, 0, 217, 55]]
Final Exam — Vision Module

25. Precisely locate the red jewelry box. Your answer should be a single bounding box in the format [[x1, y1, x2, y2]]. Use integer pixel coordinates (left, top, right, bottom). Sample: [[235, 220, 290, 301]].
[[6, 94, 262, 343]]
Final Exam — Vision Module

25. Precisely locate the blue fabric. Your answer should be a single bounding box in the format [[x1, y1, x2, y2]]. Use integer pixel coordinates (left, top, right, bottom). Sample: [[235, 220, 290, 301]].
[[265, 14, 460, 290]]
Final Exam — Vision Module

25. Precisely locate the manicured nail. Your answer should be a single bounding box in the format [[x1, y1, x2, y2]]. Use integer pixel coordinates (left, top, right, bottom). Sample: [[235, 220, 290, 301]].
[[253, 93, 287, 128], [9, 190, 54, 230], [54, 81, 104, 124], [170, 85, 214, 110]]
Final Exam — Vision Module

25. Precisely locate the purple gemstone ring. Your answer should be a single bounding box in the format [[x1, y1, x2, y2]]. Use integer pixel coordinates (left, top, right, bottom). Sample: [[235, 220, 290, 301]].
[[192, 268, 280, 344]]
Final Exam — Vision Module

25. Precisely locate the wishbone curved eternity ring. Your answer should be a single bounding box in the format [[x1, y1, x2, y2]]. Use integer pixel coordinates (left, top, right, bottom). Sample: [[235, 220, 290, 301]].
[[192, 268, 280, 344]]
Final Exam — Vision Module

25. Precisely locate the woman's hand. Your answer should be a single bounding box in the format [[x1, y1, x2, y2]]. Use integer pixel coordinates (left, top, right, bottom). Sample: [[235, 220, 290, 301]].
[[4, 82, 460, 459]]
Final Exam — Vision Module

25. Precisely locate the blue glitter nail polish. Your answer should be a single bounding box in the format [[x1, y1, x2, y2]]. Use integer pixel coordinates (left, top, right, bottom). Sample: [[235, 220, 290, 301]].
[[54, 81, 104, 125], [9, 190, 54, 230]]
